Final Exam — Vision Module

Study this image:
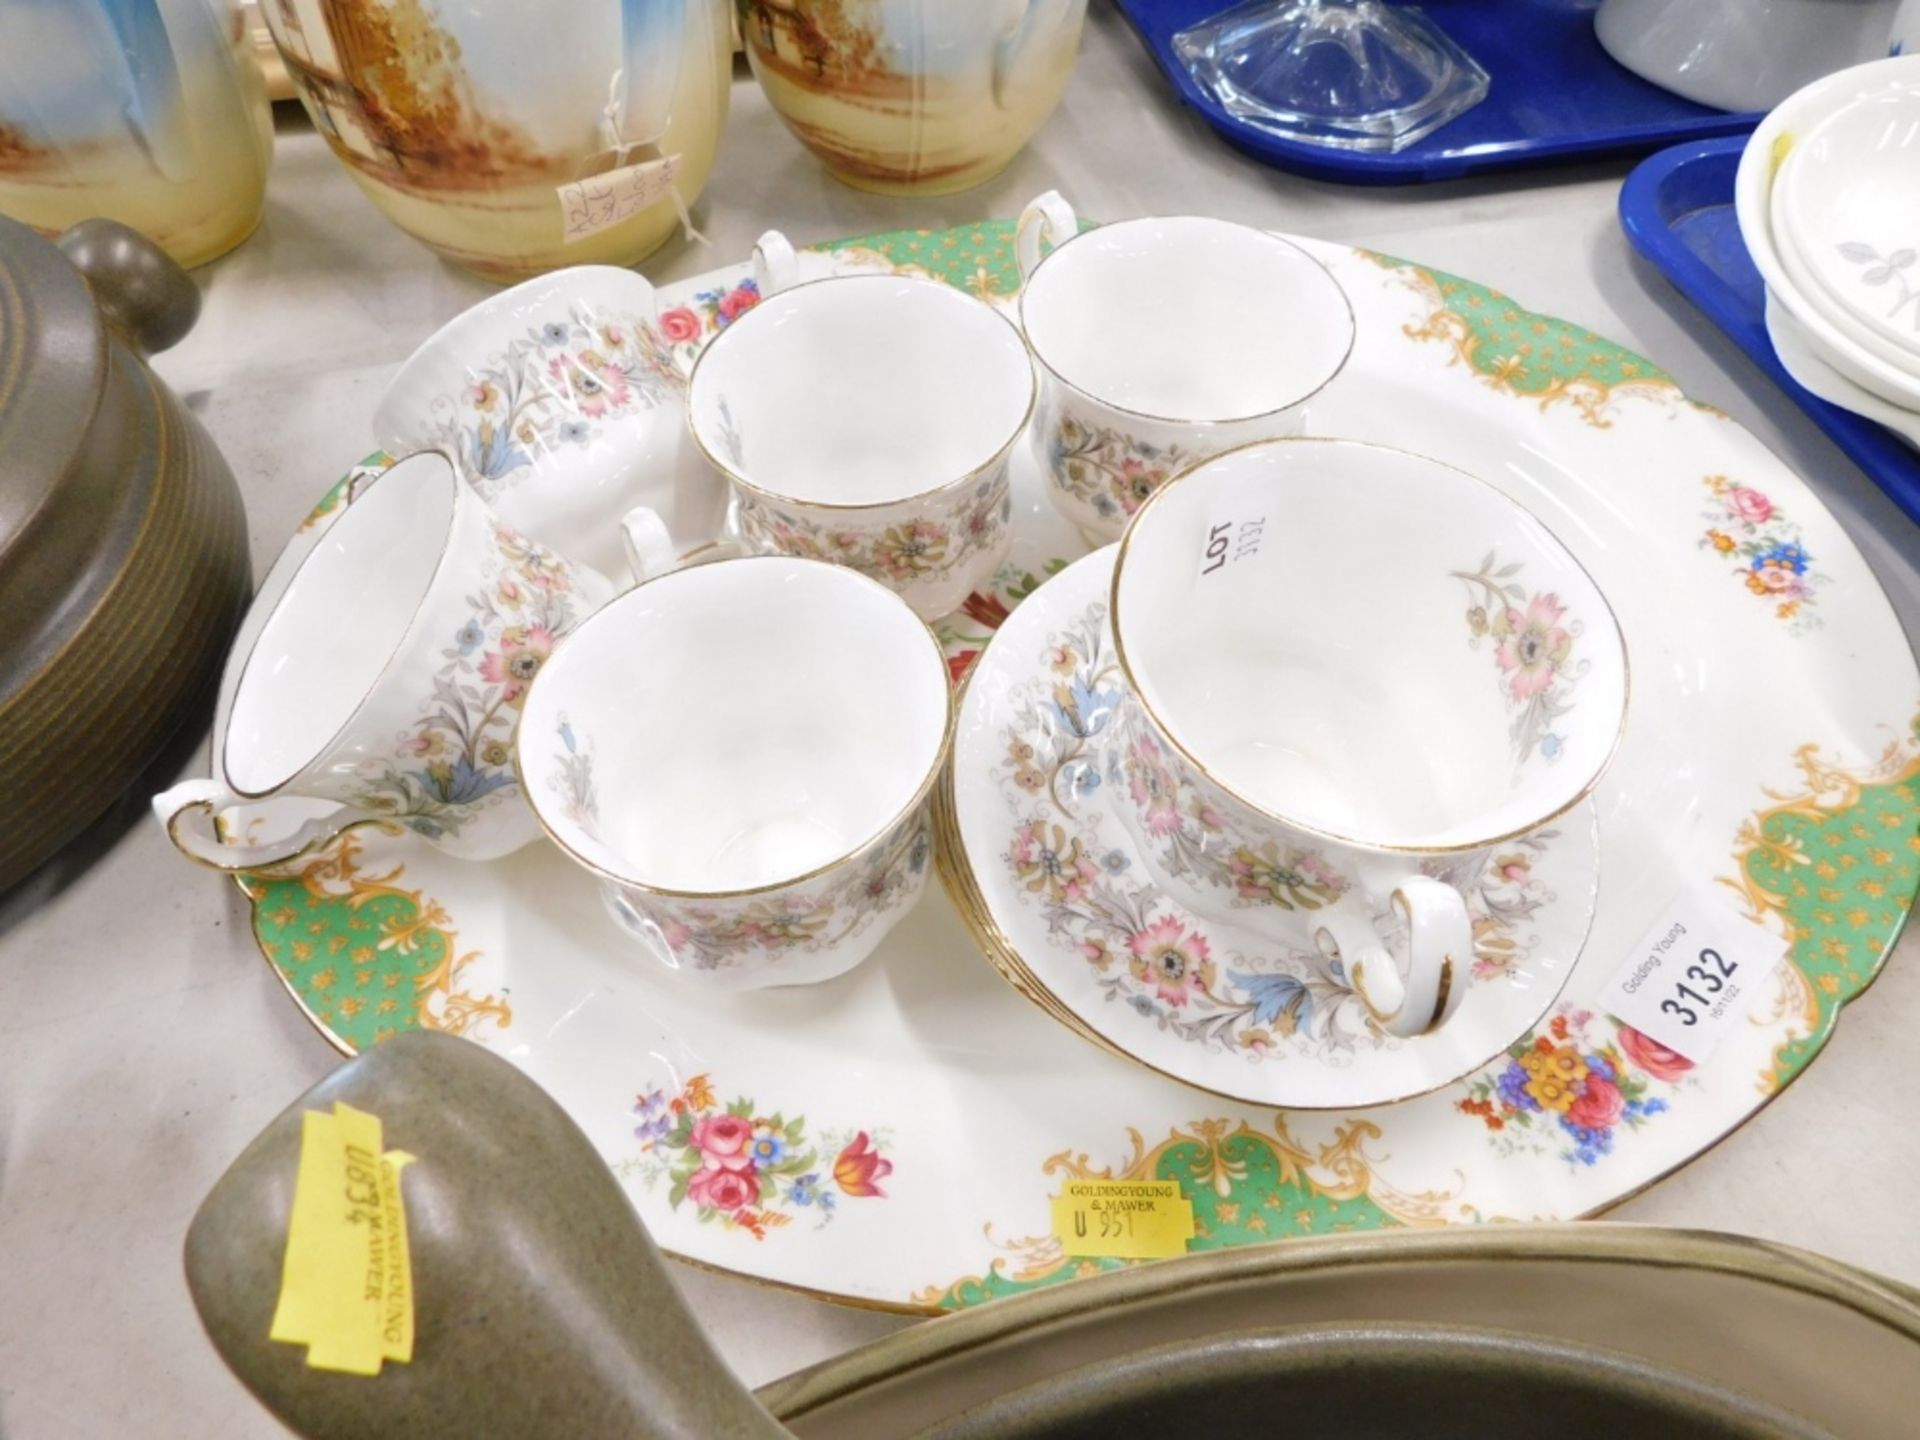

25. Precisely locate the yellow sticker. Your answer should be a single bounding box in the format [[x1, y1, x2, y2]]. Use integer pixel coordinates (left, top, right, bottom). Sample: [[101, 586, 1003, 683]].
[[1770, 132, 1794, 178], [1050, 1179, 1195, 1260], [268, 1102, 416, 1376]]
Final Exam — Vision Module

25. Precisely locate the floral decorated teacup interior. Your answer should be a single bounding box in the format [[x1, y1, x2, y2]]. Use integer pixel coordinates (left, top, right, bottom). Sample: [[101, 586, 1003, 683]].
[[225, 466, 451, 800], [520, 555, 951, 896], [686, 273, 1033, 508], [160, 452, 612, 871], [1113, 439, 1627, 851]]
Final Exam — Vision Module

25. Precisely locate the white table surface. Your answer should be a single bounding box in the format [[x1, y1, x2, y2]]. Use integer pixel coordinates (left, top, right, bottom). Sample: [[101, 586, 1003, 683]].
[[5, 11, 1920, 1436]]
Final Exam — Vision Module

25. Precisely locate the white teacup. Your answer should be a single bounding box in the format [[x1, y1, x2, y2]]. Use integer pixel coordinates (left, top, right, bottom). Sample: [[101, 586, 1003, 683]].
[[373, 266, 736, 579], [517, 555, 953, 990], [154, 451, 615, 871], [632, 238, 1033, 622], [1016, 193, 1355, 544], [1108, 439, 1627, 1038]]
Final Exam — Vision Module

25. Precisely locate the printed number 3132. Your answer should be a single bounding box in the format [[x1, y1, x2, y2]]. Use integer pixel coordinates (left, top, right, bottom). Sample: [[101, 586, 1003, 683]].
[[1658, 947, 1736, 1026]]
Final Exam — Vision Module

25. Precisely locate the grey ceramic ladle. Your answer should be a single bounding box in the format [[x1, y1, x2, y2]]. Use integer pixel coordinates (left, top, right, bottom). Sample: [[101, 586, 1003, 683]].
[[185, 1031, 786, 1440], [187, 1034, 1840, 1440]]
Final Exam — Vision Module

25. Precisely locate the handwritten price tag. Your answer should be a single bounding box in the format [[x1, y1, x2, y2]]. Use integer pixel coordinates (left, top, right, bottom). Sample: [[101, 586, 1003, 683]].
[[1198, 514, 1269, 580], [557, 153, 682, 244], [1596, 888, 1784, 1067], [1051, 1179, 1195, 1260]]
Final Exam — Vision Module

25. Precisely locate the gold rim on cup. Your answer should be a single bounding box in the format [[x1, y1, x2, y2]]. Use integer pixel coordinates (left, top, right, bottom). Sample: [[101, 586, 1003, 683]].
[[1016, 217, 1359, 428], [515, 553, 957, 900], [684, 272, 1038, 513], [1106, 435, 1632, 856]]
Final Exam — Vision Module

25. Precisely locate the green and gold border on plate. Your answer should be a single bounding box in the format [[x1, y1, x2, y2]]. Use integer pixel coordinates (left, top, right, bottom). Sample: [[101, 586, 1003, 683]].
[[239, 220, 1920, 1314]]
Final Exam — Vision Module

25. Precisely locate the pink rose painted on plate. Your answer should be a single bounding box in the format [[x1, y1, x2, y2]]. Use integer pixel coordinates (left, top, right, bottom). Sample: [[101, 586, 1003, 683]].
[[690, 1112, 754, 1168], [1699, 475, 1824, 630], [622, 1075, 893, 1239], [1725, 484, 1773, 525], [1564, 1074, 1625, 1131], [1617, 1024, 1695, 1083], [687, 1164, 760, 1213], [1457, 1009, 1682, 1167], [657, 305, 702, 344]]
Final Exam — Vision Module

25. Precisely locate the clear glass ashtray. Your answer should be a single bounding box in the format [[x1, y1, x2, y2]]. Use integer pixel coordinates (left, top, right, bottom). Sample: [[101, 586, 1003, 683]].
[[1173, 0, 1492, 154]]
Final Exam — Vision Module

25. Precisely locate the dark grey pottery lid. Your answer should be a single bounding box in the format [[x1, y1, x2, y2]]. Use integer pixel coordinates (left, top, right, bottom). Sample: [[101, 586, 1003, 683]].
[[0, 212, 106, 576]]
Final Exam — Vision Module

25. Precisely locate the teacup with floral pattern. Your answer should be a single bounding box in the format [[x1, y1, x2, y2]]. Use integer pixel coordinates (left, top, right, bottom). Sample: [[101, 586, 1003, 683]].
[[630, 242, 1033, 622], [155, 451, 615, 872], [1106, 439, 1628, 1038], [518, 555, 953, 989], [1016, 192, 1356, 544], [374, 266, 733, 581]]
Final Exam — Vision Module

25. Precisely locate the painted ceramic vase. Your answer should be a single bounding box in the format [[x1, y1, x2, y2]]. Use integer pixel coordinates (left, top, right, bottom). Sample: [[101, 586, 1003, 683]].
[[259, 0, 732, 281], [0, 0, 272, 268], [737, 0, 1089, 195]]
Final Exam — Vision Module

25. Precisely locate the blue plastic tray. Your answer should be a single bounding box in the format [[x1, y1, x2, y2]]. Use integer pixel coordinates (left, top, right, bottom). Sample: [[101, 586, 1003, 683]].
[[1114, 0, 1761, 184], [1618, 138, 1920, 525]]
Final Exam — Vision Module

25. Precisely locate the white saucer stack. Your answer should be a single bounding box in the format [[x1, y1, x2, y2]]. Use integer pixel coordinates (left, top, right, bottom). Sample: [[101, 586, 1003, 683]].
[[1736, 54, 1920, 449]]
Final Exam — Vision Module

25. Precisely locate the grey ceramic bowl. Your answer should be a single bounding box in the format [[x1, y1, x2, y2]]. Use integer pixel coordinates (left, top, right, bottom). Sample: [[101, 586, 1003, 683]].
[[188, 1033, 1920, 1440]]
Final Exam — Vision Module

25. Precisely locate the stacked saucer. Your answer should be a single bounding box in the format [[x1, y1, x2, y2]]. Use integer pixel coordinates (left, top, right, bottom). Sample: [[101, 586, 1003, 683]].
[[1737, 55, 1920, 448], [940, 438, 1622, 1112]]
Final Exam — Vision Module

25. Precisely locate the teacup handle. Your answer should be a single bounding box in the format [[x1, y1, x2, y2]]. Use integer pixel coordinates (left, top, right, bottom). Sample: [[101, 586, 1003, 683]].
[[620, 504, 745, 585], [1015, 189, 1078, 282], [153, 779, 391, 873], [752, 229, 800, 296], [1314, 876, 1473, 1039]]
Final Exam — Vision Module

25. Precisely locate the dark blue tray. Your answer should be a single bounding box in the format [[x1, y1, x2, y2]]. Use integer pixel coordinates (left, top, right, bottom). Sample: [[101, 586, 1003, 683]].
[[1618, 138, 1920, 525], [1114, 0, 1761, 184]]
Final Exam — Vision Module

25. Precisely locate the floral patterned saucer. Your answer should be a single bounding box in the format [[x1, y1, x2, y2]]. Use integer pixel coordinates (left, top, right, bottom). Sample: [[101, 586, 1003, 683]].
[[220, 220, 1917, 1314], [942, 546, 1601, 1109]]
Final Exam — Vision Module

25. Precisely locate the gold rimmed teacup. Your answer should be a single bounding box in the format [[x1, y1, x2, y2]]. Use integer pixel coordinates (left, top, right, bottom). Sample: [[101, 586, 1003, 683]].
[[1015, 192, 1357, 544], [517, 554, 954, 990]]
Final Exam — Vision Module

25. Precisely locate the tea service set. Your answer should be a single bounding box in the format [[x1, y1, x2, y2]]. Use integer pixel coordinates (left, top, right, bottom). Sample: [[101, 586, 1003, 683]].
[[154, 190, 1631, 1111]]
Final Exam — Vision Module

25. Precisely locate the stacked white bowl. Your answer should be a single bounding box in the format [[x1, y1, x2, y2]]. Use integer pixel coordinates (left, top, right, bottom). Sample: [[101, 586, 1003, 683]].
[[1736, 54, 1920, 449]]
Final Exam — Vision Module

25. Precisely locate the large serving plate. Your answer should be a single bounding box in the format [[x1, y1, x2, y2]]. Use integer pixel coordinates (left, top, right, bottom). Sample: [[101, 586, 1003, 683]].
[[227, 220, 1918, 1312]]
